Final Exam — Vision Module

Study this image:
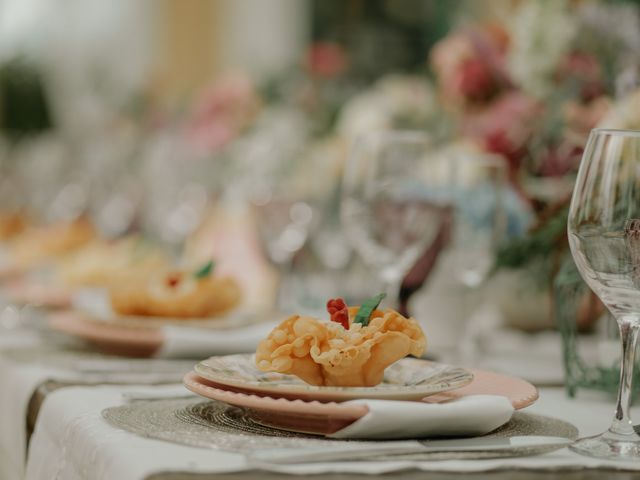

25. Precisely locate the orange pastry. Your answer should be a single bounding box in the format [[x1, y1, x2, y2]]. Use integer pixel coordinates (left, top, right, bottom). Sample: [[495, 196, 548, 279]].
[[109, 261, 241, 318], [10, 218, 96, 268], [256, 294, 426, 387], [0, 212, 27, 241], [56, 236, 168, 288]]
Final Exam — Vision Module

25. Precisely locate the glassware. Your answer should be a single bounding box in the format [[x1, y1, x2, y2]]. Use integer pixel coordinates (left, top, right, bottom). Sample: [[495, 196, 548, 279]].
[[554, 254, 640, 398], [341, 131, 449, 310], [567, 128, 640, 460], [139, 128, 211, 257], [406, 151, 507, 360], [241, 138, 316, 311]]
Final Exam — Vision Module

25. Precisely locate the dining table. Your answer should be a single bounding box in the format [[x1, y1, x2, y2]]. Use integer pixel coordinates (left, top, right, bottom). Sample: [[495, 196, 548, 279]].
[[1, 312, 640, 480]]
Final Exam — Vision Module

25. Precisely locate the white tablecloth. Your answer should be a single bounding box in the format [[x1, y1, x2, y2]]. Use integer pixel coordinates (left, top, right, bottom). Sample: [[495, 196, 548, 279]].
[[20, 384, 640, 480], [3, 326, 640, 480]]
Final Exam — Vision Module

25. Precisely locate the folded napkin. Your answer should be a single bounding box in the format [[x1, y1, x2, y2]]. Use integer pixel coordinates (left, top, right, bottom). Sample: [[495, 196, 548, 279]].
[[329, 395, 514, 439]]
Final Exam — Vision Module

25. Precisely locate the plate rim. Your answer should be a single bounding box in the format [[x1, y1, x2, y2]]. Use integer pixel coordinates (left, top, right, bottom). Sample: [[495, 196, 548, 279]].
[[183, 371, 369, 417], [184, 366, 539, 411], [193, 353, 474, 400]]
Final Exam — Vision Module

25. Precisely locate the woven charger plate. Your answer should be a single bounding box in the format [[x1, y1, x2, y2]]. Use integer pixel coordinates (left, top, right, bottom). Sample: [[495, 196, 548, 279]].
[[103, 397, 578, 461]]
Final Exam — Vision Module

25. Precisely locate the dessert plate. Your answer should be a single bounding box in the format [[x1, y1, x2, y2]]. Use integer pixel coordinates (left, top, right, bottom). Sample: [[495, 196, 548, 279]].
[[193, 354, 473, 402], [183, 368, 538, 436], [48, 311, 278, 358], [49, 311, 165, 357]]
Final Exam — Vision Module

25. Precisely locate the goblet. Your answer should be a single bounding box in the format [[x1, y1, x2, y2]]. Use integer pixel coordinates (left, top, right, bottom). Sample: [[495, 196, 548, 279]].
[[568, 128, 640, 459], [341, 131, 449, 309]]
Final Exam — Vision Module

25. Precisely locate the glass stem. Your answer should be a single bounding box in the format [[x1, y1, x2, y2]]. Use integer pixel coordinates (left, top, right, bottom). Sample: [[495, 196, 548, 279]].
[[380, 268, 403, 311], [610, 319, 640, 436]]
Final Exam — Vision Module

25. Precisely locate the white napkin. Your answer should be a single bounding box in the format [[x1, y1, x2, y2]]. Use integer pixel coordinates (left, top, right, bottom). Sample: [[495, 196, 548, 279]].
[[157, 321, 276, 358], [329, 395, 514, 439]]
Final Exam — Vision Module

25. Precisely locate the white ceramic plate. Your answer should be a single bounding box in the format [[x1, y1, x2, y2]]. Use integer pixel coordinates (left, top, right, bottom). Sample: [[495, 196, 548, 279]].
[[193, 353, 473, 402]]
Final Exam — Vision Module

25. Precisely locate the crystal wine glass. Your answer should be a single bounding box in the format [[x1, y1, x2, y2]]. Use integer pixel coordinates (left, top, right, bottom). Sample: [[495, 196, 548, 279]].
[[341, 131, 449, 309], [568, 128, 640, 459]]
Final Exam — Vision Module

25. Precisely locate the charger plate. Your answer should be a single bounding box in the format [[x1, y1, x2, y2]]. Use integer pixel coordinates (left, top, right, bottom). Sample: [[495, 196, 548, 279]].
[[183, 366, 539, 436], [193, 354, 473, 402]]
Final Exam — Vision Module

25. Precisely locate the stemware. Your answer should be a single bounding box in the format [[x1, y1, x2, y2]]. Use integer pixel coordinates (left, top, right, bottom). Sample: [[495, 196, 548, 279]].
[[340, 131, 450, 309], [139, 128, 211, 257], [240, 138, 315, 311], [567, 128, 640, 459]]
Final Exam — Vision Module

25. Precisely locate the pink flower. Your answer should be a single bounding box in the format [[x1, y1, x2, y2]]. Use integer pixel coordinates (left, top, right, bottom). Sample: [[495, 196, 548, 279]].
[[454, 57, 499, 102], [538, 142, 584, 177], [430, 25, 510, 107], [462, 92, 541, 174], [186, 73, 261, 153], [557, 52, 605, 101], [305, 42, 348, 78]]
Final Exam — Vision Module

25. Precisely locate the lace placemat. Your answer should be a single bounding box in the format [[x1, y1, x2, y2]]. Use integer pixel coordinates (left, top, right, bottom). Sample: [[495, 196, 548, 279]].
[[103, 398, 579, 461]]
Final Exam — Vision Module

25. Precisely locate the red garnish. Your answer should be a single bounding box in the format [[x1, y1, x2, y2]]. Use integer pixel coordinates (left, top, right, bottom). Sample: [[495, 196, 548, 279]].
[[166, 273, 182, 288], [327, 298, 349, 329]]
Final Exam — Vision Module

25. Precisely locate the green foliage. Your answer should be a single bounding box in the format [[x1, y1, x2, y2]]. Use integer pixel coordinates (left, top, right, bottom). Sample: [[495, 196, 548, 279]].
[[0, 60, 52, 138], [492, 205, 569, 278]]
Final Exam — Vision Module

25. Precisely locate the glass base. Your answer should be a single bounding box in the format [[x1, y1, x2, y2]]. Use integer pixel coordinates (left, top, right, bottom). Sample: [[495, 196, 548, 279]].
[[570, 431, 640, 460]]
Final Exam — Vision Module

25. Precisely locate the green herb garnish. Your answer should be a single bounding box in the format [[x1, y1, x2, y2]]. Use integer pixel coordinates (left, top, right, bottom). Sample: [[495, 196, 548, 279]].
[[353, 293, 386, 326], [194, 260, 215, 279]]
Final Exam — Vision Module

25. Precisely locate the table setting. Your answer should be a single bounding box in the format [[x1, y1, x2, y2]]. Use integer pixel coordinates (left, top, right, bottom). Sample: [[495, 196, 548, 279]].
[[5, 0, 640, 479]]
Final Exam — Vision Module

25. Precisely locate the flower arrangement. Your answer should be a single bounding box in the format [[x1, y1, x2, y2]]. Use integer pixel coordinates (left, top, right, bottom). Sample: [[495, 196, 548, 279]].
[[428, 0, 638, 189], [425, 0, 640, 288]]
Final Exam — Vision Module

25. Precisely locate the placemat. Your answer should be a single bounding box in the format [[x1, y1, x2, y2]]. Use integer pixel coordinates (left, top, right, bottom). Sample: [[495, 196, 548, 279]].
[[103, 398, 579, 461]]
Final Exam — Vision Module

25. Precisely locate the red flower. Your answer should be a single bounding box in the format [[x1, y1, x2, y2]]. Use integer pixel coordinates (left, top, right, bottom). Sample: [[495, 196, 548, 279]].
[[455, 57, 499, 102], [558, 52, 605, 102], [538, 142, 584, 177], [305, 42, 348, 78], [430, 25, 510, 107], [462, 92, 541, 174], [186, 73, 260, 153]]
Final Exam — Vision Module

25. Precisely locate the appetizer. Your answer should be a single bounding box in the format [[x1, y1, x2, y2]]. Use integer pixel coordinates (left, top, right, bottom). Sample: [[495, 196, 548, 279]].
[[10, 218, 96, 269], [56, 236, 168, 288], [109, 260, 242, 318], [256, 294, 426, 387], [0, 212, 27, 241]]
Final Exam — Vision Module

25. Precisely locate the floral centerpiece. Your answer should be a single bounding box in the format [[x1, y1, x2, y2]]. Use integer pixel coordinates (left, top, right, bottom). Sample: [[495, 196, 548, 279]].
[[424, 0, 640, 329]]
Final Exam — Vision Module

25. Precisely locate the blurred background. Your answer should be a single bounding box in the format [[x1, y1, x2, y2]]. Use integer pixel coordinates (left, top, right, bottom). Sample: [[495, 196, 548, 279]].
[[2, 0, 640, 388]]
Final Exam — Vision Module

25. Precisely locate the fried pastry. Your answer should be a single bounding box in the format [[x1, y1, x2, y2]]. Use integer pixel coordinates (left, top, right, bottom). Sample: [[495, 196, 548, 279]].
[[10, 218, 96, 268], [109, 261, 241, 318], [0, 212, 27, 241], [256, 296, 426, 387], [57, 237, 168, 288]]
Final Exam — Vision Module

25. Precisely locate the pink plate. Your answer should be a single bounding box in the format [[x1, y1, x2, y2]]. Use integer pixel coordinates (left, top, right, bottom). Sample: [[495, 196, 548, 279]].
[[183, 368, 539, 436], [48, 310, 268, 358], [48, 311, 164, 357]]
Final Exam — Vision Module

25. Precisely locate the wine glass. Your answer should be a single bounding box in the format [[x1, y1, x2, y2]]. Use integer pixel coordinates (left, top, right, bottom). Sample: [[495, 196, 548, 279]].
[[568, 128, 640, 460], [341, 131, 449, 310]]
